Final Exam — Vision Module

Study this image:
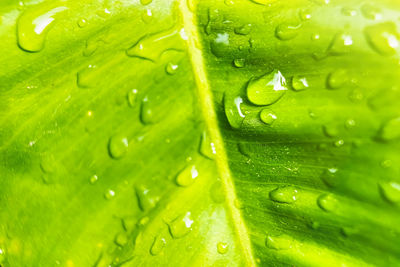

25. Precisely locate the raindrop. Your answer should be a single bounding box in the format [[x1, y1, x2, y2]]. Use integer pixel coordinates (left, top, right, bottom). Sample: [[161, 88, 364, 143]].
[[379, 181, 400, 203], [246, 70, 287, 106], [275, 23, 301, 40], [165, 62, 179, 75], [127, 89, 138, 107], [317, 194, 338, 212], [265, 234, 293, 250], [199, 131, 216, 159], [328, 32, 353, 55], [135, 185, 159, 211], [140, 0, 153, 5], [77, 18, 87, 28], [233, 58, 245, 68], [234, 24, 252, 35], [115, 232, 128, 246], [168, 212, 194, 239], [150, 235, 166, 255], [320, 167, 338, 187], [299, 9, 312, 20], [259, 109, 277, 125], [291, 75, 309, 91], [217, 242, 229, 254], [141, 9, 153, 24], [89, 174, 98, 184], [176, 165, 199, 187], [17, 2, 68, 52], [104, 189, 115, 200], [269, 186, 298, 203], [364, 22, 400, 55], [378, 117, 400, 141], [77, 64, 98, 88], [361, 4, 382, 20], [108, 135, 129, 159], [224, 95, 245, 129], [341, 7, 357, 16], [323, 124, 339, 137]]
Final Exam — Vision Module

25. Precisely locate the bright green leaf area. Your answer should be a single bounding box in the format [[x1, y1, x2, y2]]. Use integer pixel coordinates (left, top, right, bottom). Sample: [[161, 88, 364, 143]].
[[0, 0, 399, 266]]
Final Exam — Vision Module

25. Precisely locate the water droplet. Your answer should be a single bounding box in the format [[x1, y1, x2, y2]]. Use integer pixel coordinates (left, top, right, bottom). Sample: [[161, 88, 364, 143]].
[[224, 0, 235, 6], [265, 235, 293, 250], [224, 95, 245, 129], [77, 18, 87, 28], [115, 232, 128, 246], [210, 181, 225, 203], [341, 7, 357, 16], [150, 235, 166, 255], [127, 89, 138, 107], [333, 139, 344, 147], [379, 117, 400, 141], [234, 24, 252, 35], [361, 4, 382, 20], [126, 27, 183, 61], [299, 9, 312, 20], [77, 65, 98, 88], [122, 216, 136, 232], [379, 181, 400, 203], [291, 76, 309, 91], [328, 32, 353, 55], [364, 22, 400, 55], [327, 69, 349, 89], [135, 185, 159, 211], [233, 58, 245, 68], [104, 189, 115, 200], [90, 174, 98, 184], [311, 221, 320, 229], [217, 242, 228, 254], [108, 135, 129, 159], [199, 131, 216, 159], [275, 23, 301, 40], [269, 186, 298, 203], [165, 62, 179, 75], [17, 2, 68, 52], [259, 109, 277, 125], [40, 153, 56, 173], [310, 0, 330, 4], [320, 167, 338, 187], [317, 194, 338, 212], [176, 165, 199, 187], [348, 89, 364, 102], [311, 33, 320, 41], [246, 70, 287, 106], [140, 0, 152, 5], [140, 96, 161, 124], [345, 118, 356, 129], [168, 212, 193, 238], [141, 9, 153, 24], [322, 124, 339, 138]]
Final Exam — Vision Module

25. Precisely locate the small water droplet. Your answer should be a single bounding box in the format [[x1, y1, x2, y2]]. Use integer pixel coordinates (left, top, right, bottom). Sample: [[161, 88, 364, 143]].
[[108, 135, 129, 159], [234, 24, 252, 35], [200, 131, 216, 159], [275, 23, 301, 40], [176, 165, 199, 187], [317, 194, 338, 212], [150, 235, 166, 255], [348, 89, 364, 102], [40, 153, 56, 173], [311, 33, 320, 41], [127, 89, 138, 107], [168, 212, 193, 238], [327, 69, 349, 89], [328, 32, 353, 55], [224, 95, 245, 129], [322, 124, 339, 137], [247, 70, 287, 106], [224, 0, 235, 6], [233, 58, 245, 68], [90, 174, 98, 184], [104, 189, 115, 200], [140, 0, 153, 5], [379, 117, 400, 141], [341, 7, 357, 16], [135, 185, 159, 211], [77, 64, 98, 88], [321, 167, 338, 187], [141, 9, 153, 24], [361, 4, 382, 20], [299, 9, 312, 20], [77, 18, 87, 28], [17, 2, 68, 52], [115, 232, 128, 246], [291, 76, 309, 91], [210, 181, 225, 203], [265, 235, 293, 250], [259, 109, 277, 125], [165, 62, 179, 75], [217, 242, 229, 254], [269, 186, 298, 203], [345, 118, 356, 129], [334, 139, 344, 147], [140, 96, 161, 124], [311, 221, 320, 229], [379, 181, 400, 203], [364, 22, 400, 55]]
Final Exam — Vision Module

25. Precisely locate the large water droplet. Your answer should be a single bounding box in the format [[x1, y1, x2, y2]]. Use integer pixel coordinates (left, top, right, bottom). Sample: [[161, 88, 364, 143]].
[[379, 181, 400, 203], [176, 165, 199, 187], [108, 135, 129, 159], [199, 131, 216, 159], [379, 117, 400, 141], [291, 75, 309, 91], [140, 96, 160, 124], [17, 2, 68, 52], [217, 242, 229, 254], [327, 69, 349, 89], [140, 0, 152, 5], [135, 185, 159, 211], [265, 235, 293, 250], [361, 3, 382, 20], [141, 9, 153, 24], [317, 194, 338, 212], [269, 186, 298, 203], [246, 70, 287, 106], [364, 22, 400, 55], [168, 212, 193, 238], [275, 23, 301, 40], [259, 109, 277, 125], [150, 235, 166, 255], [126, 27, 183, 61]]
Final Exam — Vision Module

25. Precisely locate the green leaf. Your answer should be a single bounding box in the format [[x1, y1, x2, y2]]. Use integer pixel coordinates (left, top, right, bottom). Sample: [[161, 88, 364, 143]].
[[0, 0, 399, 266]]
